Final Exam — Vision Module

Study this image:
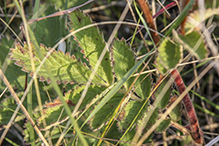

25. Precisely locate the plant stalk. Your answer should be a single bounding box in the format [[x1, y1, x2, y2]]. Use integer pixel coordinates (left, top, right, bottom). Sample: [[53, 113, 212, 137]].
[[136, 0, 203, 144]]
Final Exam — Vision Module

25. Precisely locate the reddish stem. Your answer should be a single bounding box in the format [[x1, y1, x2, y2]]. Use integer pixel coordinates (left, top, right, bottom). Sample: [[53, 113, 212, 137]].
[[137, 0, 204, 144], [153, 1, 178, 19], [171, 70, 203, 144]]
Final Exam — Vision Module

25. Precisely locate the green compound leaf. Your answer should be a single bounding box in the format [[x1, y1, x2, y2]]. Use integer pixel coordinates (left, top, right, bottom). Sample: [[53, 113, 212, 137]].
[[82, 49, 154, 129], [117, 100, 148, 132], [112, 38, 135, 89], [37, 85, 104, 127], [90, 92, 124, 130], [68, 10, 113, 85], [156, 38, 182, 74], [10, 42, 107, 85], [173, 30, 208, 60]]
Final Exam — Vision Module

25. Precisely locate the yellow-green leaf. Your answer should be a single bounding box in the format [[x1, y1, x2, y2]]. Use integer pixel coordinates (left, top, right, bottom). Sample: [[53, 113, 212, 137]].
[[112, 38, 135, 89], [156, 38, 182, 74], [68, 10, 113, 85], [10, 42, 106, 85], [173, 30, 208, 60]]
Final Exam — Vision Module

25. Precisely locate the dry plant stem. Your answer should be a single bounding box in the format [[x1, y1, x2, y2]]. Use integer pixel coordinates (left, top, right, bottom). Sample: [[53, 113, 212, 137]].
[[0, 69, 49, 146], [171, 69, 203, 144], [137, 0, 160, 44]]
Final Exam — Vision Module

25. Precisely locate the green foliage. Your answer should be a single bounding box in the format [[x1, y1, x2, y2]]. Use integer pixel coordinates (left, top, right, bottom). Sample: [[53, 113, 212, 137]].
[[0, 38, 26, 91], [117, 100, 148, 132], [157, 39, 182, 74], [10, 42, 106, 85], [33, 4, 68, 47], [173, 30, 208, 60], [69, 10, 113, 85], [0, 97, 18, 125], [134, 73, 151, 100], [1, 1, 218, 145], [90, 92, 123, 130], [48, 0, 91, 10], [37, 85, 104, 127], [169, 97, 182, 122], [112, 38, 135, 89], [154, 76, 171, 109], [6, 9, 154, 145], [155, 118, 171, 133], [157, 29, 208, 75]]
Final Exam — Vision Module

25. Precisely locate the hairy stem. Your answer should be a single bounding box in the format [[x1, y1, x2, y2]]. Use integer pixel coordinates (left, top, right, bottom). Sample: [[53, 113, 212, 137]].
[[171, 69, 203, 144], [137, 0, 203, 144]]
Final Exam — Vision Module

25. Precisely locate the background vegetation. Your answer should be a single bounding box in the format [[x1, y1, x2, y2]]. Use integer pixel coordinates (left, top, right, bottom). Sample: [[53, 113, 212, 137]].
[[0, 0, 219, 145]]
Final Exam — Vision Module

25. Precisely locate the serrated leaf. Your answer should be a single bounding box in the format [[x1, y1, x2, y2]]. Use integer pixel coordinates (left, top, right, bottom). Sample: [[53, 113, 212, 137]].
[[173, 30, 208, 60], [154, 76, 171, 109], [156, 56, 167, 75], [155, 118, 171, 133], [38, 85, 104, 126], [105, 121, 123, 140], [185, 8, 219, 33], [134, 67, 151, 100], [68, 10, 113, 85], [0, 97, 17, 125], [156, 38, 182, 74], [138, 107, 159, 132], [10, 42, 107, 85], [23, 121, 35, 145], [90, 92, 123, 130], [37, 103, 64, 126], [33, 4, 68, 47], [169, 96, 182, 122], [0, 37, 26, 91], [112, 38, 135, 89], [82, 49, 153, 128], [117, 100, 148, 132], [118, 129, 136, 146]]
